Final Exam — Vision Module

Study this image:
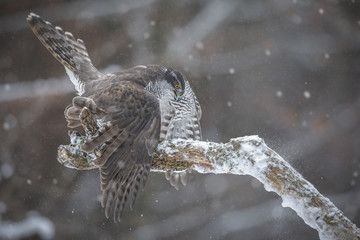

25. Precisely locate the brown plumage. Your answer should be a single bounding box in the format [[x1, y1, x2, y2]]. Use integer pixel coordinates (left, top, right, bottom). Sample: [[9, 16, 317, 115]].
[[27, 13, 202, 222]]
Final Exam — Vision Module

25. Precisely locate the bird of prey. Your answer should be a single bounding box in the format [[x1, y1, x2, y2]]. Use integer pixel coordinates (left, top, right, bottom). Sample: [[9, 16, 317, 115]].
[[27, 13, 202, 222]]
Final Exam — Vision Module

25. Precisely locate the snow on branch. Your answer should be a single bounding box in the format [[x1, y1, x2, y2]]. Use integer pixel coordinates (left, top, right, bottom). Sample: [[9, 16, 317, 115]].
[[57, 108, 360, 240]]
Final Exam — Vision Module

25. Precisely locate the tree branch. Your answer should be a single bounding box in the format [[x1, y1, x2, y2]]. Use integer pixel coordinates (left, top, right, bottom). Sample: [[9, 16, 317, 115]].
[[56, 109, 360, 240]]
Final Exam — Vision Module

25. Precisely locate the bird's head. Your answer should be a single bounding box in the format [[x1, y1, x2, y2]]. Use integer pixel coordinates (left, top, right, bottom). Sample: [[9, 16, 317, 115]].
[[163, 68, 185, 101]]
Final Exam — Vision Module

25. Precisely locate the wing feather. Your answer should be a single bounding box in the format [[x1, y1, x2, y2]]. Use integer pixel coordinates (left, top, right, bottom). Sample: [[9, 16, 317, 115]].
[[87, 82, 161, 222], [64, 80, 160, 221]]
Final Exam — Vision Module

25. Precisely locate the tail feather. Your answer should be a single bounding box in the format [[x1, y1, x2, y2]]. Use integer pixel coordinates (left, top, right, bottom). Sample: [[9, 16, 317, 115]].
[[27, 13, 103, 95]]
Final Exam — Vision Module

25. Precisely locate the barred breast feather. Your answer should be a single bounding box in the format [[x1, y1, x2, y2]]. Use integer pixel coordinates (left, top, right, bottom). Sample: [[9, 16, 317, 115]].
[[159, 80, 202, 189]]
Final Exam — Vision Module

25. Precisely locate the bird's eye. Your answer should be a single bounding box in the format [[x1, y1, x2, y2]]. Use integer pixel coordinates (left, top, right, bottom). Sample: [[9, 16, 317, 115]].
[[174, 84, 180, 89]]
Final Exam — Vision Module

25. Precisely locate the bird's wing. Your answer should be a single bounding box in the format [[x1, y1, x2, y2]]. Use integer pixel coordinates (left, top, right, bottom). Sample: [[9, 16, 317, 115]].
[[27, 13, 103, 95], [76, 81, 160, 222]]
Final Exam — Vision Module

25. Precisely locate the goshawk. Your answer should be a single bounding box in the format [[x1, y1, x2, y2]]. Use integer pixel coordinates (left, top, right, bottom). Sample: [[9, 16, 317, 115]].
[[27, 13, 202, 222]]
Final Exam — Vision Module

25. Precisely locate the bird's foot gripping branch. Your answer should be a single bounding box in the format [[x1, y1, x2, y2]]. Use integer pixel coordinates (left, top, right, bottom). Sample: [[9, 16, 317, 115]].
[[57, 108, 360, 240], [58, 107, 98, 170]]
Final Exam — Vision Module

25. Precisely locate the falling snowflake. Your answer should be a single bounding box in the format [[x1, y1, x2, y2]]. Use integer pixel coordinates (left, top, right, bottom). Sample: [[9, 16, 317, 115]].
[[303, 91, 311, 99], [143, 32, 150, 39], [196, 41, 204, 50]]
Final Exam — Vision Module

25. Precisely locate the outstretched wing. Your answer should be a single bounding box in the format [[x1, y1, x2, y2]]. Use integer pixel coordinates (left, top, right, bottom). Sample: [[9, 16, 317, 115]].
[[73, 81, 161, 222], [27, 13, 103, 95]]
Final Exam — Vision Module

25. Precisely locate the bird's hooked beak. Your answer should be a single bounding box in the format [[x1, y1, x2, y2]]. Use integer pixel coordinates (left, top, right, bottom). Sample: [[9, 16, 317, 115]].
[[174, 90, 183, 101]]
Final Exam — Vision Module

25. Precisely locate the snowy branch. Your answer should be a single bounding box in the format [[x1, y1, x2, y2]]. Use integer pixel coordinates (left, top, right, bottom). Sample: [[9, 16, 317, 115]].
[[57, 108, 360, 240], [154, 137, 360, 240]]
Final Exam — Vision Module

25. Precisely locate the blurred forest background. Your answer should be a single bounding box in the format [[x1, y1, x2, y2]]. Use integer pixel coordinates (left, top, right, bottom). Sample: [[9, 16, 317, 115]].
[[0, 0, 360, 239]]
